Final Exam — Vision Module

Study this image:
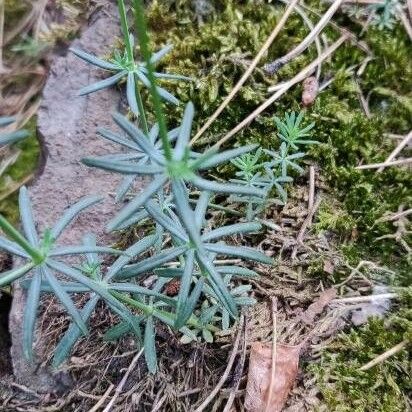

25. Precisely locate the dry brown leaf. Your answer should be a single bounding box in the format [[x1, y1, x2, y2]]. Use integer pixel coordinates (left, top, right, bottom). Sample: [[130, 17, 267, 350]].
[[300, 288, 337, 326], [301, 76, 318, 107], [245, 342, 300, 412]]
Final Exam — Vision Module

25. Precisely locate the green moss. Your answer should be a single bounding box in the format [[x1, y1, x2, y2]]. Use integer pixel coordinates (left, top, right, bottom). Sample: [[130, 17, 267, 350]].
[[310, 313, 411, 412], [0, 118, 40, 222], [144, 1, 411, 408]]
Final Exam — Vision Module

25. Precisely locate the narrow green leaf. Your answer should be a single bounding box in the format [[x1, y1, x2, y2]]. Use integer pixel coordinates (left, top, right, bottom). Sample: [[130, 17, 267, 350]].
[[53, 295, 99, 368], [127, 72, 139, 115], [0, 215, 42, 262], [109, 283, 177, 307], [156, 86, 179, 105], [192, 176, 266, 197], [0, 262, 35, 287], [79, 71, 127, 95], [117, 245, 188, 279], [149, 44, 173, 64], [215, 266, 258, 278], [194, 191, 210, 229], [181, 277, 205, 327], [144, 316, 157, 373], [174, 251, 194, 328], [145, 200, 188, 242], [82, 157, 163, 174], [0, 130, 28, 145], [47, 260, 141, 337], [51, 195, 102, 240], [205, 243, 273, 264], [23, 270, 42, 360], [197, 253, 238, 318], [108, 175, 168, 231], [0, 236, 29, 258], [49, 245, 123, 257], [41, 266, 88, 335], [196, 145, 258, 170], [105, 234, 158, 281], [174, 102, 194, 160], [19, 187, 38, 245], [97, 128, 140, 151], [201, 222, 261, 242], [0, 116, 15, 126], [70, 48, 119, 70]]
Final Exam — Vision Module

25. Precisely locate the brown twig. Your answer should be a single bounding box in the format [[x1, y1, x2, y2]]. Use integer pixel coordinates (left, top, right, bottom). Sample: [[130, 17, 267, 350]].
[[291, 196, 322, 260], [89, 384, 115, 412], [308, 166, 315, 210], [190, 0, 300, 144], [222, 317, 248, 412], [359, 339, 409, 371], [265, 0, 344, 74], [102, 347, 144, 412], [331, 293, 397, 304], [356, 157, 412, 170], [194, 315, 245, 412], [377, 131, 412, 173], [214, 35, 348, 149]]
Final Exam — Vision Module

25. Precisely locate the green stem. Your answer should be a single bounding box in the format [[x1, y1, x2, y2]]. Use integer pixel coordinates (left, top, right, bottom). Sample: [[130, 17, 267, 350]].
[[117, 0, 133, 61], [0, 215, 43, 263], [132, 0, 172, 161], [112, 290, 218, 332], [134, 75, 149, 134]]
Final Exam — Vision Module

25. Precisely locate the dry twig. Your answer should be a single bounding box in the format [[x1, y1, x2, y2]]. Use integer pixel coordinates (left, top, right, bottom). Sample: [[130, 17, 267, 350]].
[[102, 348, 144, 412], [194, 315, 245, 412], [359, 339, 409, 371], [356, 157, 412, 170], [377, 131, 412, 173]]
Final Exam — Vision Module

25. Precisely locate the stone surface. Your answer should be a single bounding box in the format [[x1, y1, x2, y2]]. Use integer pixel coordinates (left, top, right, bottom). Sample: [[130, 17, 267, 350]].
[[8, 0, 131, 393]]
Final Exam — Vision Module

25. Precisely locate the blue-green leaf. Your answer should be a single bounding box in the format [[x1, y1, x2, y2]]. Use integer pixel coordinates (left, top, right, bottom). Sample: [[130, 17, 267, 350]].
[[79, 71, 127, 95], [70, 48, 119, 70], [144, 316, 157, 373], [23, 270, 42, 360], [201, 222, 261, 242], [205, 243, 272, 264]]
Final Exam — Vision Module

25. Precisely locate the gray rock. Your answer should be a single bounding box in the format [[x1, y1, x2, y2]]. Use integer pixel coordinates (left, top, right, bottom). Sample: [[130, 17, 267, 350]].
[[8, 1, 131, 393]]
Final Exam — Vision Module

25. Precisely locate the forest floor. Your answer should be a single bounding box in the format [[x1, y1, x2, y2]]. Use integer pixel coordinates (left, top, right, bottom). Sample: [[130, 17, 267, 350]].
[[0, 0, 411, 411]]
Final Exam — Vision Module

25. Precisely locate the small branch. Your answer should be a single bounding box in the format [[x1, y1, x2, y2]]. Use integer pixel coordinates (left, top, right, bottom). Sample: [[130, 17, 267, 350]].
[[291, 196, 322, 260], [398, 8, 412, 41], [190, 0, 299, 144], [214, 35, 348, 148], [356, 157, 412, 170], [308, 166, 315, 211], [89, 384, 115, 412], [359, 339, 409, 371], [265, 0, 344, 74], [377, 131, 412, 173], [331, 292, 398, 304], [103, 348, 144, 412], [194, 315, 245, 412], [222, 318, 248, 412]]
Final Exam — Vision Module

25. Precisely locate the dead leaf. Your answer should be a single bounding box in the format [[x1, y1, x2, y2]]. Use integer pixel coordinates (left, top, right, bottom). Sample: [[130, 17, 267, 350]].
[[245, 342, 300, 412], [323, 260, 335, 275], [300, 288, 336, 325], [301, 76, 318, 107]]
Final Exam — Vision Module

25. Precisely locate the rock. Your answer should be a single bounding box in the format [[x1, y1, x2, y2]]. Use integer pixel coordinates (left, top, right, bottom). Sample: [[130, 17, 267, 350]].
[[8, 0, 129, 393]]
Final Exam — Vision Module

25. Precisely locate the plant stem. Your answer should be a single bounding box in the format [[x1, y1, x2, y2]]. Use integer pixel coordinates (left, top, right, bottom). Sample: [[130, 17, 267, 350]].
[[0, 215, 43, 263], [132, 0, 172, 161], [112, 290, 218, 332], [117, 0, 133, 61], [134, 74, 149, 134]]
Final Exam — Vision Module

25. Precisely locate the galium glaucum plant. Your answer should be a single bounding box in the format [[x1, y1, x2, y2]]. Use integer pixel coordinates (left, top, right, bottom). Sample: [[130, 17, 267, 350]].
[[229, 111, 317, 220], [0, 0, 320, 375]]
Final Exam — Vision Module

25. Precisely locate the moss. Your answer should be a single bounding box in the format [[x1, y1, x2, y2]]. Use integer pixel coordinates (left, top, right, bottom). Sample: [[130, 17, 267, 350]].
[[310, 314, 411, 412], [0, 119, 40, 222], [144, 1, 411, 408]]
